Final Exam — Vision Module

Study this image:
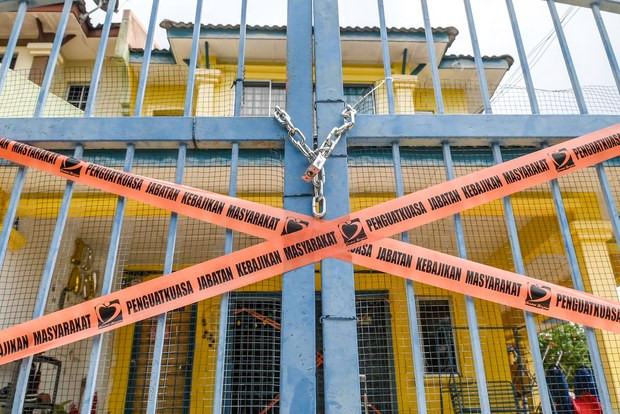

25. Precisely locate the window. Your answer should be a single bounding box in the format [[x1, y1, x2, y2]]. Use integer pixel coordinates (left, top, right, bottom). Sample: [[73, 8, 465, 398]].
[[417, 298, 459, 374], [0, 54, 17, 70], [224, 291, 398, 413], [344, 85, 375, 114], [66, 84, 90, 110], [240, 81, 286, 117]]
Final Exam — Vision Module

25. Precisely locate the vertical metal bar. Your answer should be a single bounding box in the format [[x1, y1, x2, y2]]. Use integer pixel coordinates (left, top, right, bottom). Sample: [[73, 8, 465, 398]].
[[0, 0, 27, 95], [419, 0, 445, 114], [80, 144, 135, 413], [183, 0, 204, 117], [401, 48, 408, 75], [33, 0, 73, 117], [145, 144, 186, 413], [377, 0, 395, 114], [546, 0, 588, 114], [213, 143, 238, 412], [462, 0, 492, 113], [147, 1, 202, 410], [492, 143, 553, 414], [214, 4, 247, 410], [280, 0, 316, 411], [84, 0, 118, 117], [596, 164, 620, 268], [81, 1, 159, 407], [11, 145, 83, 413], [422, 2, 488, 410], [133, 0, 160, 117], [392, 144, 427, 414], [13, 0, 117, 406], [546, 3, 614, 409], [233, 0, 248, 116], [314, 0, 361, 412], [544, 144, 613, 414], [591, 3, 620, 92], [442, 142, 491, 414], [504, 0, 541, 114], [0, 166, 26, 276], [379, 2, 426, 410]]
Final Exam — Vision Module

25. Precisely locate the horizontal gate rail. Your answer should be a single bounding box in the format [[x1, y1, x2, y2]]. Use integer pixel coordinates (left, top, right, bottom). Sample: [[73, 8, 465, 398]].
[[0, 115, 618, 144]]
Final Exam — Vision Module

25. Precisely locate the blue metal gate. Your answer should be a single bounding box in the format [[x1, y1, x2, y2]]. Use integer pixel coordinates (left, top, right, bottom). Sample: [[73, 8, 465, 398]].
[[0, 0, 619, 412]]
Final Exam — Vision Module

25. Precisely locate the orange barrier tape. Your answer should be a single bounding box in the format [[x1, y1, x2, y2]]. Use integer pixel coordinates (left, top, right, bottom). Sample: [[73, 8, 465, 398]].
[[0, 124, 618, 364]]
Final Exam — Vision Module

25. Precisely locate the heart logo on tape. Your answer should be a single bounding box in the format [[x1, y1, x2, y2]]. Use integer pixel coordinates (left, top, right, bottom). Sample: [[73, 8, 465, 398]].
[[281, 217, 309, 235], [95, 300, 123, 328], [338, 218, 368, 246], [525, 284, 552, 310], [549, 148, 575, 172], [60, 157, 83, 177]]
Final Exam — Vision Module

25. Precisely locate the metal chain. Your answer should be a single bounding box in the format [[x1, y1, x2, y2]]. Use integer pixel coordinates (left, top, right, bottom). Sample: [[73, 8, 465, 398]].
[[275, 77, 395, 217]]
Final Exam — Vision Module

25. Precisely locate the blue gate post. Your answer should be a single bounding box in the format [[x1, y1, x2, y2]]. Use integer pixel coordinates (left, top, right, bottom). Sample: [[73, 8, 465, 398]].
[[314, 0, 361, 412], [279, 0, 317, 412]]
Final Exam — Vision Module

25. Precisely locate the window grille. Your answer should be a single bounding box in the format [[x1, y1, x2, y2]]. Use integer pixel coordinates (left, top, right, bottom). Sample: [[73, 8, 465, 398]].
[[417, 298, 459, 375], [66, 84, 90, 111], [223, 290, 398, 413], [240, 81, 286, 117], [0, 55, 17, 70], [344, 85, 375, 114]]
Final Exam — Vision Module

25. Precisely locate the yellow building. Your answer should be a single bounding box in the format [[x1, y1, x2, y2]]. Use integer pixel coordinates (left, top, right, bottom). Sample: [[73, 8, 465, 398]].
[[0, 2, 619, 413]]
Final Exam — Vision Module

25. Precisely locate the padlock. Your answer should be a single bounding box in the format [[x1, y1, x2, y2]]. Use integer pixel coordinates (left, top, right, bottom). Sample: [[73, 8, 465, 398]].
[[302, 153, 326, 182]]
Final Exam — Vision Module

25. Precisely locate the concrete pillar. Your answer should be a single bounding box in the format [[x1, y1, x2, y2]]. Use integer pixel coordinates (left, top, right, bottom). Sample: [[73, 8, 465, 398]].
[[194, 68, 222, 116], [392, 74, 418, 114], [570, 220, 620, 408]]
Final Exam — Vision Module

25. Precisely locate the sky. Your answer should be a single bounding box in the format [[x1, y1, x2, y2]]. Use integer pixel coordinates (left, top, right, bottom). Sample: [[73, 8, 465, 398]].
[[85, 0, 620, 91]]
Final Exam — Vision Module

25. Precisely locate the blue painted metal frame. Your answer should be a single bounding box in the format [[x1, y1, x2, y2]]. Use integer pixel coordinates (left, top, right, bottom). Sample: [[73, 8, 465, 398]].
[[33, 0, 72, 117], [504, 0, 540, 115], [420, 2, 490, 411], [492, 143, 553, 414], [376, 2, 426, 411], [213, 143, 238, 413], [0, 0, 26, 95], [591, 2, 620, 91], [314, 0, 361, 411], [442, 142, 491, 414], [80, 144, 135, 412], [1, 115, 620, 144], [392, 144, 428, 414], [545, 3, 615, 411], [146, 0, 203, 409], [377, 0, 395, 114], [546, 168, 614, 414], [0, 0, 619, 412], [81, 0, 160, 409], [214, 2, 247, 410], [11, 144, 83, 413], [279, 0, 317, 411]]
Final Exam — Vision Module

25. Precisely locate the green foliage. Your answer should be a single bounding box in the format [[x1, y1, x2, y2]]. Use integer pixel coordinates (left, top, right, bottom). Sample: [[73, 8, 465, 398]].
[[538, 323, 590, 385]]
